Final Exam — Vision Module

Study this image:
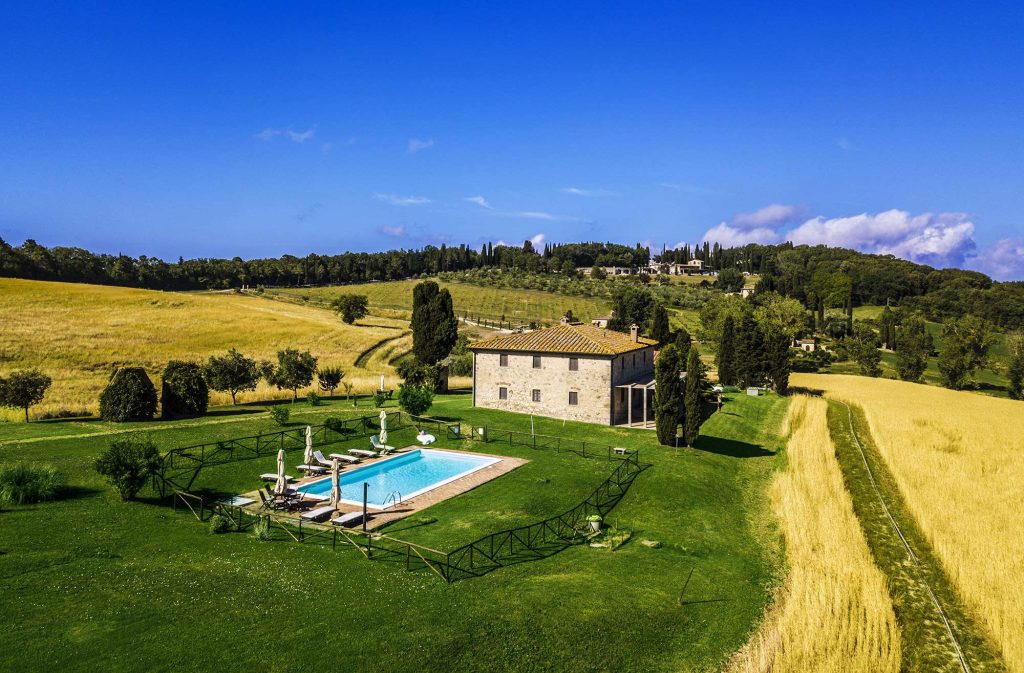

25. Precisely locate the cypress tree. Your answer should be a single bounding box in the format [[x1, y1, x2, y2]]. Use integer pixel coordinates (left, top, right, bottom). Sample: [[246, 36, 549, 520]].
[[717, 314, 737, 386], [653, 343, 682, 446], [763, 330, 791, 393], [734, 311, 764, 388], [674, 327, 692, 363], [411, 280, 459, 365], [649, 304, 671, 346], [683, 346, 706, 446]]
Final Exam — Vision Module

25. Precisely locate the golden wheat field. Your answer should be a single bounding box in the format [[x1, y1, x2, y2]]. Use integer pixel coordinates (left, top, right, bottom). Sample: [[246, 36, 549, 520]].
[[793, 373, 1024, 673], [726, 395, 901, 673], [0, 278, 452, 419]]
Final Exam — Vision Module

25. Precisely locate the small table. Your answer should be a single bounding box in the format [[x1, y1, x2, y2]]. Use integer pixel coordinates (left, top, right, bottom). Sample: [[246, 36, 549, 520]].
[[417, 434, 436, 445]]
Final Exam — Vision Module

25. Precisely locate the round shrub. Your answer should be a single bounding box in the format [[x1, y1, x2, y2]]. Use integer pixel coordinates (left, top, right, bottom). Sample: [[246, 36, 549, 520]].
[[397, 383, 433, 417], [208, 514, 234, 534], [160, 361, 209, 420], [99, 368, 158, 422], [94, 438, 161, 500], [269, 406, 290, 426], [306, 391, 321, 407], [0, 463, 63, 505]]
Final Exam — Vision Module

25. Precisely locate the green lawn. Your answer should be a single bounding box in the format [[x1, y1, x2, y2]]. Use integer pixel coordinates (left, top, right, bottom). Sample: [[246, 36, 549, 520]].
[[0, 392, 789, 673]]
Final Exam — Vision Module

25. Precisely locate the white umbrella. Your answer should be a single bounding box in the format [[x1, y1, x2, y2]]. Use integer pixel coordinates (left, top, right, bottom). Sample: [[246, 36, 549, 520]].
[[274, 448, 287, 496], [379, 409, 388, 445], [304, 425, 313, 466], [380, 374, 385, 392], [329, 458, 341, 508]]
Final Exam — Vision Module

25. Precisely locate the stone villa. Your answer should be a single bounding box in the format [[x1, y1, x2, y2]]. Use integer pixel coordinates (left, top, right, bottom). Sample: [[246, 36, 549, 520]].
[[468, 319, 658, 427]]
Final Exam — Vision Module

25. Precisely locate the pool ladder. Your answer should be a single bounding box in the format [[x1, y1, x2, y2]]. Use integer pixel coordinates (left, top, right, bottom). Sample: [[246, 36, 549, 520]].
[[382, 490, 403, 509]]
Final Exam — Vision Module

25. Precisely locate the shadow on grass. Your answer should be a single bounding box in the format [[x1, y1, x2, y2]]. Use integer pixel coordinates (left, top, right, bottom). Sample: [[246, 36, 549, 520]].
[[203, 407, 264, 419], [58, 485, 104, 501], [692, 435, 775, 458]]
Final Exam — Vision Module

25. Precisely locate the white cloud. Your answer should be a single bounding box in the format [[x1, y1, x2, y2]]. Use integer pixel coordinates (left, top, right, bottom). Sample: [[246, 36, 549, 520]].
[[789, 210, 976, 267], [515, 211, 558, 221], [464, 196, 492, 209], [659, 182, 681, 191], [733, 203, 806, 230], [561, 187, 618, 197], [379, 224, 406, 237], [967, 238, 1024, 281], [530, 233, 546, 246], [702, 222, 781, 246], [286, 127, 316, 143], [253, 126, 316, 143], [408, 138, 435, 153], [699, 206, 983, 270], [373, 192, 432, 206], [254, 128, 280, 141]]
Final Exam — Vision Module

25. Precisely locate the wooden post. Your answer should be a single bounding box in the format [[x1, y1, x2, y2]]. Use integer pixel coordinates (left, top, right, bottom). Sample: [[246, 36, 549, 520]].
[[362, 482, 369, 532]]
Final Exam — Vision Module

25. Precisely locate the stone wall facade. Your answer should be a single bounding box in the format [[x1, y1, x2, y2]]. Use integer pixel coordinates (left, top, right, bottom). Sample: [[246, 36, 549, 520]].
[[472, 345, 655, 425]]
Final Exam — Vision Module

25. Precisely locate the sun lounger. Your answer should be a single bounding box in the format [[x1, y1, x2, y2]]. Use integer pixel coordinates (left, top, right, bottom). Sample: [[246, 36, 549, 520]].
[[331, 511, 365, 527], [328, 453, 360, 463], [312, 450, 335, 468], [369, 436, 394, 454], [260, 473, 295, 481], [296, 464, 328, 475], [300, 505, 335, 522], [350, 448, 378, 458]]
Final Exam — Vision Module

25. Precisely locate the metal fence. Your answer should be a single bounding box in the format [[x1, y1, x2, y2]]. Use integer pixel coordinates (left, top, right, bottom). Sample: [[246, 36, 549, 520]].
[[155, 411, 403, 496], [171, 447, 645, 582]]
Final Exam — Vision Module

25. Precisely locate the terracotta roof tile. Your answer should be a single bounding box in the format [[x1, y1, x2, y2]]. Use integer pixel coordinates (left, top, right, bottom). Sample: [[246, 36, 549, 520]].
[[468, 323, 656, 356]]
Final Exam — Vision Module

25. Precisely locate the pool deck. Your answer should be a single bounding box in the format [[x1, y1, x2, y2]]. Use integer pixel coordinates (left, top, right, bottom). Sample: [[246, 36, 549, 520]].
[[242, 446, 526, 531]]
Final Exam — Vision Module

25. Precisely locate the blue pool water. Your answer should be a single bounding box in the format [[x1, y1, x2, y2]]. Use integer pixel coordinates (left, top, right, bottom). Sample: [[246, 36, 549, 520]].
[[296, 449, 500, 508]]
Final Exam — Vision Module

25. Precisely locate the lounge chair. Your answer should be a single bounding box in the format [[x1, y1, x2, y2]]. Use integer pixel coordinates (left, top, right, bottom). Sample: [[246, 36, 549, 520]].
[[328, 452, 360, 464], [351, 448, 379, 458], [260, 473, 295, 482], [300, 505, 336, 522], [295, 463, 328, 476], [369, 435, 394, 453], [331, 511, 365, 527], [311, 450, 335, 468]]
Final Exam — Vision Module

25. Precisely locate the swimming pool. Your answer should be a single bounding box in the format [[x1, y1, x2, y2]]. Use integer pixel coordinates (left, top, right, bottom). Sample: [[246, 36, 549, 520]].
[[295, 449, 501, 509]]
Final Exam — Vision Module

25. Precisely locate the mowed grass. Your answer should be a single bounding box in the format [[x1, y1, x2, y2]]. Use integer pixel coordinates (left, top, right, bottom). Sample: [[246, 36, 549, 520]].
[[725, 396, 901, 673], [269, 278, 614, 324], [0, 392, 789, 673], [0, 278, 419, 419], [794, 374, 1024, 673]]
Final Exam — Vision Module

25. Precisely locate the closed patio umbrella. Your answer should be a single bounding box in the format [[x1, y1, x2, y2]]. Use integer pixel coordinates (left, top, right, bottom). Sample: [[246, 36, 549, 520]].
[[304, 425, 313, 466], [329, 458, 341, 508], [274, 448, 288, 496], [379, 409, 388, 445]]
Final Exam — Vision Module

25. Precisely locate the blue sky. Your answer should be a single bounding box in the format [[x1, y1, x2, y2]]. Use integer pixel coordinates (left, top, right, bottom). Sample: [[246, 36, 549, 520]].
[[1, 2, 1023, 277]]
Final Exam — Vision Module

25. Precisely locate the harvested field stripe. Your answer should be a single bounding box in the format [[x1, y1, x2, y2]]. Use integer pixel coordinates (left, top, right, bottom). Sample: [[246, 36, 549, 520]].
[[354, 332, 411, 368], [725, 395, 901, 673], [828, 401, 1006, 673], [836, 400, 973, 673]]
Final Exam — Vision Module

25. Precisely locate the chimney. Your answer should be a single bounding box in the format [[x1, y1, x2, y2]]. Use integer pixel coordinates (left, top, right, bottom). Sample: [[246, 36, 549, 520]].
[[560, 310, 574, 325], [630, 324, 639, 342]]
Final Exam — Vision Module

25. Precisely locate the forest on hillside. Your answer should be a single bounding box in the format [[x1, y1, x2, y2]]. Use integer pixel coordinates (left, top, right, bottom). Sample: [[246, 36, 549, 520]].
[[3, 236, 1023, 328]]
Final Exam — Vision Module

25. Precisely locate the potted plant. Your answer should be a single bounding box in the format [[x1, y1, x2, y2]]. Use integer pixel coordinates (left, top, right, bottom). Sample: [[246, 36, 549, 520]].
[[586, 514, 602, 533]]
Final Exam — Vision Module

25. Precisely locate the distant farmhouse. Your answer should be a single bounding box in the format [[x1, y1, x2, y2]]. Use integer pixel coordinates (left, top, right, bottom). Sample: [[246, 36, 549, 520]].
[[579, 258, 708, 277], [468, 317, 658, 427]]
